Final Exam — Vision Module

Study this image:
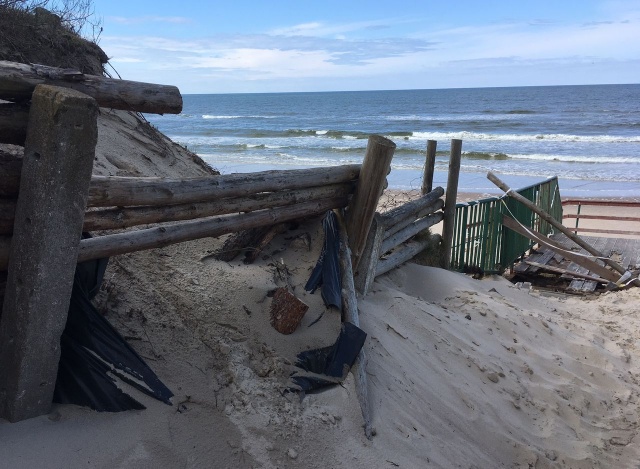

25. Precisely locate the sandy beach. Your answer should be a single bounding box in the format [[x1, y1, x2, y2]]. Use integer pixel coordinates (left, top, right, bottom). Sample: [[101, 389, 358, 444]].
[[1, 108, 639, 468]]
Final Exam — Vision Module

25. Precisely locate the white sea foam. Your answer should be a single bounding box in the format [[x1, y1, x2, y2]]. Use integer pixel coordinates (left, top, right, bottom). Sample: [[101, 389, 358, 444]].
[[409, 131, 640, 143]]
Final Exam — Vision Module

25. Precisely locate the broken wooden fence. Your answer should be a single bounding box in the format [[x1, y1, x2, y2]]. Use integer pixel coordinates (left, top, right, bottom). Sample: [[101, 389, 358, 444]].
[[0, 61, 386, 423], [562, 199, 640, 237]]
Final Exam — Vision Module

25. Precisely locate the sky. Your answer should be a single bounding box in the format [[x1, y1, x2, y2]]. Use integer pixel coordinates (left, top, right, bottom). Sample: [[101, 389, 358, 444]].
[[89, 0, 640, 94]]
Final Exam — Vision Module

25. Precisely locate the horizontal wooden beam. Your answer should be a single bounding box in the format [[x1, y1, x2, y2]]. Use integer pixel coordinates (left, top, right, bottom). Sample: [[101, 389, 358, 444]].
[[87, 164, 361, 207], [0, 61, 182, 114], [76, 197, 346, 263], [379, 187, 444, 230], [380, 211, 443, 255], [382, 198, 444, 240], [375, 238, 431, 278], [562, 214, 640, 222]]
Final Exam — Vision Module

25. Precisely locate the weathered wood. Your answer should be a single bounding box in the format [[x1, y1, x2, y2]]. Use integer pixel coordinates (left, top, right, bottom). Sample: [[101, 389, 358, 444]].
[[0, 61, 182, 114], [380, 187, 444, 233], [0, 85, 97, 422], [380, 212, 443, 255], [441, 139, 462, 269], [0, 102, 29, 145], [88, 164, 361, 208], [354, 213, 386, 295], [488, 171, 638, 286], [269, 287, 308, 334], [244, 222, 292, 264], [523, 260, 609, 283], [83, 183, 353, 231], [346, 135, 395, 271], [375, 238, 431, 278], [382, 198, 444, 240], [335, 210, 373, 440], [502, 215, 619, 283], [74, 197, 346, 264], [421, 139, 437, 195], [214, 226, 270, 262]]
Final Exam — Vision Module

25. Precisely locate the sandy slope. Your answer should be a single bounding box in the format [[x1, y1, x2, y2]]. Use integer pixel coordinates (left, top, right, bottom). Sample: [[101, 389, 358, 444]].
[[1, 110, 639, 469]]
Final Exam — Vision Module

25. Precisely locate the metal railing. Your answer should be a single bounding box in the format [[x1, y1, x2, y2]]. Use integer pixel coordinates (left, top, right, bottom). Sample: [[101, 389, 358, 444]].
[[450, 176, 562, 274]]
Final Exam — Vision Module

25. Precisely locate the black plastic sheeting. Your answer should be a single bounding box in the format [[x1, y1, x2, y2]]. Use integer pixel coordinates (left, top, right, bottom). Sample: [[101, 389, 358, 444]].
[[291, 322, 367, 393], [304, 211, 342, 310], [53, 253, 173, 412]]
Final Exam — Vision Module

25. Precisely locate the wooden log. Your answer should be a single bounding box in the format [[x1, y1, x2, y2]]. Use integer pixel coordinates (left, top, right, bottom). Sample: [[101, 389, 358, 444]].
[[375, 238, 431, 278], [379, 187, 444, 234], [501, 215, 619, 283], [383, 198, 444, 240], [0, 61, 182, 115], [346, 135, 395, 271], [0, 85, 97, 422], [488, 172, 638, 286], [84, 183, 353, 231], [88, 164, 361, 208], [440, 139, 462, 269], [380, 212, 443, 255], [0, 102, 29, 145], [421, 140, 437, 195], [354, 213, 386, 295], [269, 287, 308, 334], [74, 197, 346, 264], [335, 210, 373, 440]]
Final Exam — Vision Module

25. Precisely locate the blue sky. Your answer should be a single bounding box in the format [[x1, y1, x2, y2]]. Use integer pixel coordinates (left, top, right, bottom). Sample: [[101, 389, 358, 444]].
[[90, 0, 640, 93]]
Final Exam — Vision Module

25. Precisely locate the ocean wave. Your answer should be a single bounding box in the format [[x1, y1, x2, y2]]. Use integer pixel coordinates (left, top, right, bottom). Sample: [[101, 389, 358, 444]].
[[410, 131, 640, 144], [202, 114, 277, 119]]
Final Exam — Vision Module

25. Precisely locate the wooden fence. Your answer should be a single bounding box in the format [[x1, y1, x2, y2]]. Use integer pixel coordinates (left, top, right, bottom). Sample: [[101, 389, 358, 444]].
[[0, 61, 392, 423], [562, 199, 640, 237]]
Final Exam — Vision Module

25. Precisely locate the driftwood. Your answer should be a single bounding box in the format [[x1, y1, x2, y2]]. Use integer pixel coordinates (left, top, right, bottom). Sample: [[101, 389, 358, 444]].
[[269, 287, 308, 334], [0, 102, 29, 145], [244, 223, 293, 264], [335, 210, 373, 440], [0, 61, 182, 114], [354, 213, 386, 295], [214, 226, 271, 262], [502, 215, 619, 283], [382, 198, 444, 240], [87, 165, 361, 207]]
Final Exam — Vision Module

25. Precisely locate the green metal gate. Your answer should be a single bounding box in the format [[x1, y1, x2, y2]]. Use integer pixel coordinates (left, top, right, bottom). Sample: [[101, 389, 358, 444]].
[[450, 176, 562, 274]]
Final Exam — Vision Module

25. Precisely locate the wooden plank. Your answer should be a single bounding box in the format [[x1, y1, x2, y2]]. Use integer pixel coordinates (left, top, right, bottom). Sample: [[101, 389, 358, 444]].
[[523, 260, 609, 283], [501, 215, 619, 283], [488, 172, 635, 283], [345, 135, 395, 271], [0, 60, 182, 115], [0, 85, 97, 422]]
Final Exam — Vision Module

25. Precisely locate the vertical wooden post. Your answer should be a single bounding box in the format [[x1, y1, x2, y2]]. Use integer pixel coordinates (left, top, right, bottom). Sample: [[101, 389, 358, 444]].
[[346, 135, 395, 271], [421, 139, 437, 195], [354, 213, 386, 295], [0, 85, 98, 422], [440, 139, 462, 269]]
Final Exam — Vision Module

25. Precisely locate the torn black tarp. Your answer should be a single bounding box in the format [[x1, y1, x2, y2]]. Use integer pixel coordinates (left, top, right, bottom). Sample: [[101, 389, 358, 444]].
[[53, 254, 173, 411], [304, 211, 342, 310], [291, 321, 367, 393]]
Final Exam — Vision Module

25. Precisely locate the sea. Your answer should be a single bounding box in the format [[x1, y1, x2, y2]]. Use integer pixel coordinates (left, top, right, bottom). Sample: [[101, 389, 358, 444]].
[[146, 84, 640, 198]]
